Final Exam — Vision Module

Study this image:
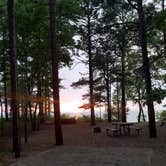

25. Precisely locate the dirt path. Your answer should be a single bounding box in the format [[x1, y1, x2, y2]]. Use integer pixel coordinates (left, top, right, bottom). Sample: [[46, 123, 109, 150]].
[[1, 122, 166, 166], [10, 146, 153, 166]]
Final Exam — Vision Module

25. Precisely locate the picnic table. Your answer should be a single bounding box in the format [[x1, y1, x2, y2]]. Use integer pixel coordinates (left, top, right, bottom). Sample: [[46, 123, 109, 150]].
[[111, 122, 135, 136]]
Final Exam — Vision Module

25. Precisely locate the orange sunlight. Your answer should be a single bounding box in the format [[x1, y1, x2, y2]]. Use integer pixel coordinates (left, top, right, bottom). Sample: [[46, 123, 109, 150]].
[[60, 99, 83, 118]]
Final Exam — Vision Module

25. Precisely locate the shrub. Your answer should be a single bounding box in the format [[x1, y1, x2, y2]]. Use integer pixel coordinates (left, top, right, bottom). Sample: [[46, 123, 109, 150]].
[[61, 118, 76, 124], [159, 110, 166, 121]]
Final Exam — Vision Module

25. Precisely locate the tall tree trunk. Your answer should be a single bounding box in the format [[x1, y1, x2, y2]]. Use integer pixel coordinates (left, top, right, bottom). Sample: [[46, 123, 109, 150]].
[[24, 63, 29, 143], [44, 79, 48, 118], [44, 98, 47, 118], [7, 0, 21, 157], [37, 74, 44, 124], [138, 99, 146, 123], [48, 98, 51, 117], [120, 44, 126, 122], [137, 88, 141, 123], [162, 0, 166, 55], [32, 103, 38, 131], [2, 32, 8, 121], [116, 79, 120, 121], [139, 101, 146, 122], [106, 79, 111, 122], [23, 103, 28, 143], [138, 108, 141, 123], [87, 2, 95, 126], [137, 0, 157, 138], [106, 73, 111, 122], [36, 30, 44, 124], [164, 29, 166, 56], [137, 88, 145, 123], [0, 92, 4, 136], [105, 54, 112, 122], [49, 0, 63, 145], [44, 85, 47, 118], [4, 76, 8, 121], [27, 82, 33, 131]]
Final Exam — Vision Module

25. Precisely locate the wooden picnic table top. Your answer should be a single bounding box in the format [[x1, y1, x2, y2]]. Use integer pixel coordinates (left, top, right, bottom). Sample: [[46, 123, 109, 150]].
[[111, 122, 136, 136], [112, 122, 135, 126]]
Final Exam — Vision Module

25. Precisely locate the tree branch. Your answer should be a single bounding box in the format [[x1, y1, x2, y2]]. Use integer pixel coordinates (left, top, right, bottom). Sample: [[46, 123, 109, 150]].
[[127, 0, 138, 10]]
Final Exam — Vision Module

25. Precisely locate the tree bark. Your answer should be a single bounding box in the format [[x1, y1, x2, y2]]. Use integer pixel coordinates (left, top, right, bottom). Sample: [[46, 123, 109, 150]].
[[48, 98, 51, 117], [44, 98, 47, 118], [106, 78, 111, 122], [164, 31, 166, 56], [87, 2, 96, 126], [7, 0, 21, 157], [137, 0, 157, 138], [4, 75, 8, 121], [49, 0, 63, 145], [27, 82, 33, 131], [137, 88, 145, 122], [2, 32, 9, 121], [120, 44, 126, 122], [138, 99, 146, 123], [0, 92, 4, 136], [23, 103, 28, 143], [32, 103, 38, 131], [37, 74, 44, 124], [162, 0, 166, 55], [116, 79, 120, 121], [106, 72, 111, 122]]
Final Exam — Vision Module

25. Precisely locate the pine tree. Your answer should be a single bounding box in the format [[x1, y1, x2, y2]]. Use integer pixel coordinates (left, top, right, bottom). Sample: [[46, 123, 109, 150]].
[[49, 0, 63, 145], [7, 0, 21, 158]]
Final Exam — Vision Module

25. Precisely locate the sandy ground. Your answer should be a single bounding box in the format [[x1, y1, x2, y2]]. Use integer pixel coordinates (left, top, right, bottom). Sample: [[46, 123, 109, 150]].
[[1, 122, 166, 166], [10, 146, 153, 166]]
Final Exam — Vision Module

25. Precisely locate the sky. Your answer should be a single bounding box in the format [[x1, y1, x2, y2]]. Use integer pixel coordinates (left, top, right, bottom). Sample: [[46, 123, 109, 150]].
[[59, 58, 166, 122], [59, 59, 88, 116]]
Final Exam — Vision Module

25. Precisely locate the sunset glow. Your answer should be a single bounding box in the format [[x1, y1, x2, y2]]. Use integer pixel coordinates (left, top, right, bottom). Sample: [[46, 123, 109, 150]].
[[60, 100, 83, 115]]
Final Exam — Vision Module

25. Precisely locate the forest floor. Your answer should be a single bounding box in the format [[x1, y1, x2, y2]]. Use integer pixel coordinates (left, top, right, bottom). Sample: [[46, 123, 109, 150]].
[[0, 122, 166, 166]]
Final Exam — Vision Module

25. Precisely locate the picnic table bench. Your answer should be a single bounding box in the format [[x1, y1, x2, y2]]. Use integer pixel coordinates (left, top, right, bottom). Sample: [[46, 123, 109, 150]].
[[130, 126, 142, 135], [106, 128, 120, 136], [106, 122, 142, 136], [112, 122, 135, 136], [159, 121, 166, 127]]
